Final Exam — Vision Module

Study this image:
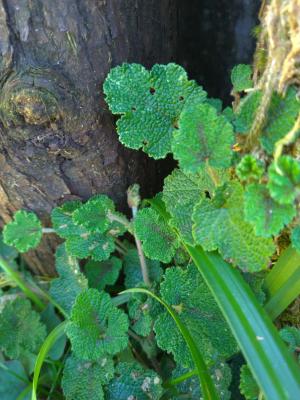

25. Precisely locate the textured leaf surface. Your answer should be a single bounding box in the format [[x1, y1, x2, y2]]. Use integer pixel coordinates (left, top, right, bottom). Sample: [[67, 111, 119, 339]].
[[239, 365, 259, 400], [106, 362, 163, 400], [172, 102, 234, 173], [154, 264, 237, 367], [65, 231, 115, 261], [268, 156, 300, 205], [73, 195, 115, 233], [234, 90, 262, 133], [3, 210, 42, 252], [66, 289, 129, 360], [0, 360, 30, 400], [280, 327, 300, 354], [173, 362, 232, 400], [231, 64, 253, 92], [128, 295, 156, 337], [49, 244, 88, 315], [51, 200, 83, 238], [103, 63, 207, 159], [84, 257, 122, 291], [192, 182, 275, 271], [244, 183, 296, 237], [236, 155, 264, 181], [124, 249, 163, 288], [261, 87, 300, 154], [134, 208, 179, 263], [0, 233, 18, 261], [163, 168, 226, 244], [0, 298, 46, 359], [62, 354, 114, 400], [291, 226, 300, 252]]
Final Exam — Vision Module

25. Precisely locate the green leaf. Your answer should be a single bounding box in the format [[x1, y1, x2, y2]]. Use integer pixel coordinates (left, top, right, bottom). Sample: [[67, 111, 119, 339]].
[[32, 321, 67, 400], [172, 102, 234, 173], [49, 244, 88, 315], [62, 354, 114, 400], [172, 362, 232, 400], [206, 98, 223, 113], [3, 211, 42, 252], [121, 287, 219, 400], [106, 362, 163, 400], [192, 182, 275, 271], [124, 249, 163, 288], [234, 90, 262, 133], [163, 168, 226, 244], [51, 200, 83, 239], [134, 208, 179, 263], [128, 295, 155, 337], [0, 232, 18, 261], [244, 183, 296, 237], [291, 226, 300, 252], [66, 289, 129, 360], [236, 155, 264, 182], [84, 257, 122, 291], [264, 245, 300, 320], [65, 231, 115, 261], [239, 365, 260, 400], [154, 264, 237, 367], [0, 360, 30, 400], [280, 326, 300, 354], [72, 195, 115, 233], [268, 156, 300, 205], [261, 87, 300, 154], [0, 298, 46, 359], [40, 304, 66, 360], [103, 63, 207, 159], [231, 64, 253, 92], [185, 244, 300, 400]]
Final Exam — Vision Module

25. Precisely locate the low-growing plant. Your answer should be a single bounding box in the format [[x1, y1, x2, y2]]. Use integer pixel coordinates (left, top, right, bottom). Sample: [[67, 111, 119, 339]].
[[1, 17, 300, 399]]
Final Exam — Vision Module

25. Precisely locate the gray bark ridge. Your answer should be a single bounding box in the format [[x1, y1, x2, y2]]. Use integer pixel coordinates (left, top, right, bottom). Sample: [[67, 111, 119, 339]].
[[0, 0, 178, 274]]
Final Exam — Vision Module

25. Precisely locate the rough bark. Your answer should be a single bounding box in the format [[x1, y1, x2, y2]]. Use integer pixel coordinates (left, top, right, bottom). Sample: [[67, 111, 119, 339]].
[[0, 0, 178, 274]]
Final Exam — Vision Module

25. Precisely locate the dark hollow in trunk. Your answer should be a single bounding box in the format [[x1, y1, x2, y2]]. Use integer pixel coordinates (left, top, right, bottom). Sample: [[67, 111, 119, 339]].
[[0, 0, 259, 275]]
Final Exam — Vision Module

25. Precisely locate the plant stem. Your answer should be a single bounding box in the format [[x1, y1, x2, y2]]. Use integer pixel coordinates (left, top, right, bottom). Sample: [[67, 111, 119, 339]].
[[0, 256, 45, 310], [115, 238, 127, 252], [164, 369, 197, 388], [131, 206, 150, 286]]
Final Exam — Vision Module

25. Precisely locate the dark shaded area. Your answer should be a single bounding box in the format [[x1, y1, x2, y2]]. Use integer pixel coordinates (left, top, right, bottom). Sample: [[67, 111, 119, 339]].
[[178, 0, 261, 103]]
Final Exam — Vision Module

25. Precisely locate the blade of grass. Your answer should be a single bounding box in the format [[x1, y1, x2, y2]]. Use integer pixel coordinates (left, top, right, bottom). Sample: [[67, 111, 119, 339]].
[[121, 288, 219, 400], [186, 244, 300, 400], [32, 321, 67, 400], [0, 256, 45, 310], [264, 245, 300, 320]]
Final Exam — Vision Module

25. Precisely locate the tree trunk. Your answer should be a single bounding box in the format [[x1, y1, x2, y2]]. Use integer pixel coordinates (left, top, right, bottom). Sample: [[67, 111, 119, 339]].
[[0, 0, 260, 275], [0, 0, 178, 275]]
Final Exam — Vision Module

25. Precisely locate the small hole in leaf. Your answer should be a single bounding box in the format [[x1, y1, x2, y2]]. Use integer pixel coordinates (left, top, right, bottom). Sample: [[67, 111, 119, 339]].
[[205, 190, 211, 199], [173, 121, 179, 129], [132, 107, 136, 111], [143, 140, 149, 146], [179, 96, 184, 101], [149, 87, 156, 95]]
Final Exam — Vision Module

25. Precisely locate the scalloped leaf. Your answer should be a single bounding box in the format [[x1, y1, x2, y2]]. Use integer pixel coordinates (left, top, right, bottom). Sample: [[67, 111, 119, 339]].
[[234, 90, 262, 133], [236, 155, 264, 181], [66, 289, 129, 360], [192, 182, 275, 271], [244, 183, 296, 237], [231, 64, 253, 92], [51, 200, 83, 239], [239, 365, 259, 400], [106, 362, 163, 400], [154, 264, 238, 367], [172, 102, 234, 173], [0, 298, 46, 359], [49, 244, 88, 315], [62, 354, 114, 400], [103, 63, 207, 159], [163, 168, 227, 244], [3, 210, 42, 252], [134, 208, 179, 263], [268, 156, 300, 205]]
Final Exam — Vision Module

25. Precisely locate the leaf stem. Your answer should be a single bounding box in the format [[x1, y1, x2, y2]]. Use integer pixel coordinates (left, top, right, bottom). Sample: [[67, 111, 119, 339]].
[[131, 206, 150, 286], [0, 256, 45, 310], [164, 369, 197, 388]]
